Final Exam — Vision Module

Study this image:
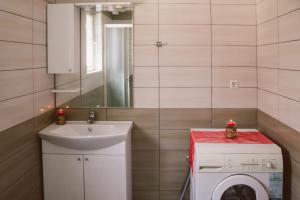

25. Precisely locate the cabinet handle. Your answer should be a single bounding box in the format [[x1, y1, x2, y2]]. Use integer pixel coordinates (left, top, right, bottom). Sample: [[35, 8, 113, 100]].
[[77, 157, 81, 161], [154, 41, 168, 48], [85, 157, 89, 161]]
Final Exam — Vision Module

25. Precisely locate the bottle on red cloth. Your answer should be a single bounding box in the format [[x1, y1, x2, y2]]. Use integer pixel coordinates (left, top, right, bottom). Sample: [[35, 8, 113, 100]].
[[225, 119, 237, 138], [56, 108, 66, 125]]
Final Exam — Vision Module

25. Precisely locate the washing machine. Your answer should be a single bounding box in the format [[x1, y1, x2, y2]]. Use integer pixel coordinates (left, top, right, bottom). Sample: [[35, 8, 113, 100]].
[[190, 130, 283, 200]]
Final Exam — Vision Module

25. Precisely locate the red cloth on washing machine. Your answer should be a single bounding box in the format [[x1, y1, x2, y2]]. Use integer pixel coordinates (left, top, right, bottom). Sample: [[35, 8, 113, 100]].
[[189, 130, 273, 173]]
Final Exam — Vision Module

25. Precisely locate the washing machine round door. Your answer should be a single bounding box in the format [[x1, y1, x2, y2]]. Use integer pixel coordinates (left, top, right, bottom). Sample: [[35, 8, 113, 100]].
[[212, 175, 268, 200]]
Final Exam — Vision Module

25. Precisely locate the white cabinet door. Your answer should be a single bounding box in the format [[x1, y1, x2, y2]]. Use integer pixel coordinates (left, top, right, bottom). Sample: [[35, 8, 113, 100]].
[[47, 4, 80, 74], [43, 154, 84, 200], [84, 155, 127, 200]]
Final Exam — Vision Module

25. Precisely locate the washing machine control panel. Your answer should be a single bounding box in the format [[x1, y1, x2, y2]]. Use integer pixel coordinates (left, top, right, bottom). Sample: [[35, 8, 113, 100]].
[[197, 154, 283, 173]]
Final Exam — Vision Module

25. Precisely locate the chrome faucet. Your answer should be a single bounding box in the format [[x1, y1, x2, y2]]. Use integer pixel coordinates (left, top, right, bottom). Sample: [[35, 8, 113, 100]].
[[87, 111, 95, 124]]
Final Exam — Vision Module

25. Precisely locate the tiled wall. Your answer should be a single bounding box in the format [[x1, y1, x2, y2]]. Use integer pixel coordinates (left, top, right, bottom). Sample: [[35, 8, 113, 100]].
[[0, 1, 55, 199], [56, 0, 257, 109], [0, 0, 55, 133], [133, 0, 257, 109], [256, 0, 300, 133], [55, 0, 258, 199], [65, 107, 257, 200], [256, 0, 300, 199]]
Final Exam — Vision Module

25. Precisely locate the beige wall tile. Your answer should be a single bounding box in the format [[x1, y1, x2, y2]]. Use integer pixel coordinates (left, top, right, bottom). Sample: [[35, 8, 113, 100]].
[[257, 19, 278, 45], [279, 9, 300, 42], [134, 46, 158, 67], [0, 41, 32, 70], [278, 0, 300, 16], [134, 88, 159, 108], [279, 96, 300, 132], [33, 90, 55, 117], [134, 4, 158, 25], [160, 0, 210, 3], [258, 89, 278, 119], [212, 88, 257, 108], [212, 67, 257, 87], [279, 40, 300, 70], [212, 25, 256, 46], [159, 25, 211, 45], [33, 21, 46, 45], [134, 67, 159, 87], [33, 68, 54, 92], [159, 46, 211, 67], [134, 25, 158, 45], [258, 68, 278, 93], [160, 88, 211, 108], [159, 4, 211, 25], [0, 0, 32, 18], [278, 70, 300, 101], [56, 0, 74, 2], [212, 5, 256, 25], [0, 11, 32, 43], [257, 44, 278, 68], [213, 0, 255, 4], [256, 0, 277, 24], [33, 0, 47, 22], [212, 46, 256, 67], [0, 70, 33, 102], [0, 95, 34, 132], [159, 67, 211, 87], [33, 45, 46, 68]]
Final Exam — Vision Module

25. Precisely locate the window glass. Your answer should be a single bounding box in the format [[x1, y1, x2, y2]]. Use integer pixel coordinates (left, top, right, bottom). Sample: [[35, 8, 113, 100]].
[[85, 13, 102, 74]]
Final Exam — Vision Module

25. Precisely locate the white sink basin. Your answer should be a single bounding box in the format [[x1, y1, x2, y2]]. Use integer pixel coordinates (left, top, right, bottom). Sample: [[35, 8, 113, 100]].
[[39, 121, 133, 150]]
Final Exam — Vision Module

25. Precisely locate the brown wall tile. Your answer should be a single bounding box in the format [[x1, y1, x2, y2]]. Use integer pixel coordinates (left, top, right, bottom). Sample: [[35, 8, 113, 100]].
[[159, 170, 189, 191], [133, 150, 159, 171], [160, 151, 189, 171], [133, 130, 159, 150], [107, 108, 159, 130], [0, 140, 40, 193], [212, 108, 257, 128], [160, 130, 190, 151], [133, 190, 159, 200], [65, 108, 106, 121], [133, 171, 159, 191], [160, 109, 211, 130]]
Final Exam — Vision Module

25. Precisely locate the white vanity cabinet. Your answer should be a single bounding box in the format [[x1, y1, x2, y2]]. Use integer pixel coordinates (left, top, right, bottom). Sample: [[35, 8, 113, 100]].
[[41, 132, 132, 200], [43, 154, 84, 200], [84, 155, 127, 200]]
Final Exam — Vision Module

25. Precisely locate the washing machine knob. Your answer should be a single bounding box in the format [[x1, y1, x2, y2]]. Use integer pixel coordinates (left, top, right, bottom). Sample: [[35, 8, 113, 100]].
[[266, 162, 272, 169]]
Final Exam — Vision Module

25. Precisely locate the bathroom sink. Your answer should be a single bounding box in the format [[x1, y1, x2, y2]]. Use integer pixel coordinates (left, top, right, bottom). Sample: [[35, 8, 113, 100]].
[[39, 121, 133, 150]]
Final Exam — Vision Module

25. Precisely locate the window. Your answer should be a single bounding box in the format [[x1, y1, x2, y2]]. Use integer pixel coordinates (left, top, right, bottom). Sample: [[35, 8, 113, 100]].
[[85, 13, 102, 74]]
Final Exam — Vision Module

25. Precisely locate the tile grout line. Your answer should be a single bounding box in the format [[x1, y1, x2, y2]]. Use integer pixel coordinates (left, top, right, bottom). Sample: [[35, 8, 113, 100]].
[[210, 0, 213, 127]]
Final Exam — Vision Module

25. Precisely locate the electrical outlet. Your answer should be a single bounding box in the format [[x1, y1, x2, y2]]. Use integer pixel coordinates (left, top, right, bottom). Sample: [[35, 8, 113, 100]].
[[230, 80, 239, 88]]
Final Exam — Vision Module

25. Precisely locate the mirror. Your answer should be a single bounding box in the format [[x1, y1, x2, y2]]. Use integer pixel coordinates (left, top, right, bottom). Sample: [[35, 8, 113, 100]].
[[55, 3, 133, 108]]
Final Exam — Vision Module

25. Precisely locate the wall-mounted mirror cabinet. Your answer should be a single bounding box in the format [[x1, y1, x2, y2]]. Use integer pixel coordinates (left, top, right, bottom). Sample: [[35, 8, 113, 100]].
[[48, 3, 133, 108]]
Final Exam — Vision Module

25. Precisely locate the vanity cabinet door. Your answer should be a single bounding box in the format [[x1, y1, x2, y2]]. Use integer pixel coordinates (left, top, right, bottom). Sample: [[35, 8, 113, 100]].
[[84, 155, 127, 200], [43, 154, 84, 200]]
